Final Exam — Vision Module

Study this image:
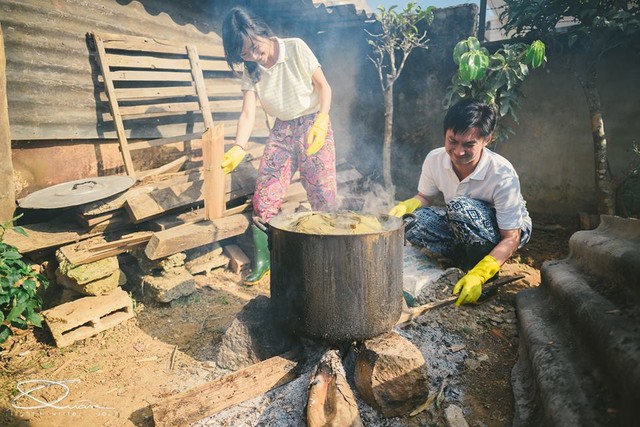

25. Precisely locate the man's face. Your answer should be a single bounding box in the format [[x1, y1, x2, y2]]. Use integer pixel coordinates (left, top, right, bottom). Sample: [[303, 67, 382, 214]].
[[444, 128, 491, 168]]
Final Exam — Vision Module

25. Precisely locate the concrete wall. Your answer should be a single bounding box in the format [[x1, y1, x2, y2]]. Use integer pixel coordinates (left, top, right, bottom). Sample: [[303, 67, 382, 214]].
[[387, 23, 640, 215]]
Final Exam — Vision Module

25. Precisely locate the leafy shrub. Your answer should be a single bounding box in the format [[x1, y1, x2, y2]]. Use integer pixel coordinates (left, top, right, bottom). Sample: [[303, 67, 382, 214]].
[[0, 216, 49, 344], [444, 36, 546, 145]]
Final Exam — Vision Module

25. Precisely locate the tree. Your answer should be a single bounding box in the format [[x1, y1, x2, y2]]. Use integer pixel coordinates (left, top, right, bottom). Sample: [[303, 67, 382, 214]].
[[443, 36, 546, 146], [367, 2, 434, 193], [500, 0, 640, 215]]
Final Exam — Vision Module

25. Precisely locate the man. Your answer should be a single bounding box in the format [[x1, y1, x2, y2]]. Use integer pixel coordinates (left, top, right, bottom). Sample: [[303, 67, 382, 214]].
[[390, 98, 532, 306]]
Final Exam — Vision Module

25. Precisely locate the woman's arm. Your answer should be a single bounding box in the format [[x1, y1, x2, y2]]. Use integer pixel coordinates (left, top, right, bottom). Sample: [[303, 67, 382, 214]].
[[311, 67, 332, 115], [233, 90, 257, 150]]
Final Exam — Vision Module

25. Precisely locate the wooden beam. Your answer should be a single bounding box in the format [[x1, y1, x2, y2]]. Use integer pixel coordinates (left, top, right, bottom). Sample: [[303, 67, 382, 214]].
[[58, 232, 153, 265], [201, 125, 225, 220], [151, 350, 303, 427], [144, 213, 251, 260], [92, 32, 136, 177], [97, 32, 225, 57], [187, 45, 214, 130], [136, 155, 188, 179]]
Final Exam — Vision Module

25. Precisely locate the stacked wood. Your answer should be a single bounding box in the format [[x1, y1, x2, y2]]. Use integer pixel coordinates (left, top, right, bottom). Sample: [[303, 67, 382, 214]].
[[307, 349, 363, 427], [354, 331, 430, 417]]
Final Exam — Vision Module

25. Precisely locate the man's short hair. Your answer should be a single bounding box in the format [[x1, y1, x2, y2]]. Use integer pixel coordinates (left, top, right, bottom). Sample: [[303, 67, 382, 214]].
[[443, 98, 497, 138]]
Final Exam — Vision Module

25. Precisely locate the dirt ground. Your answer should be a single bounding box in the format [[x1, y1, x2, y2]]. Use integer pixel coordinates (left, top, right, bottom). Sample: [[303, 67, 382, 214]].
[[0, 213, 579, 427]]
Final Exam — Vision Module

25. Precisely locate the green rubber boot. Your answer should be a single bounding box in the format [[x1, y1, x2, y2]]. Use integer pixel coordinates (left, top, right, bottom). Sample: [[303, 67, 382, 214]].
[[244, 224, 270, 286]]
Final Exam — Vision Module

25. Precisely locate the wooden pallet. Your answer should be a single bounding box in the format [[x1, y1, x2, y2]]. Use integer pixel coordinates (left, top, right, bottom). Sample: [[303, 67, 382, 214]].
[[90, 32, 269, 180], [43, 288, 135, 347]]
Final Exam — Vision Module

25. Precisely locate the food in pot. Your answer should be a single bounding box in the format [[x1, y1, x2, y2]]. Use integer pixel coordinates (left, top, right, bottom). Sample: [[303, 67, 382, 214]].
[[282, 211, 384, 235]]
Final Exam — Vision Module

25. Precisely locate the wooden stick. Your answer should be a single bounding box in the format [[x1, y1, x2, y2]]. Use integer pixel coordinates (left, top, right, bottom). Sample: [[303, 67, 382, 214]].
[[151, 349, 303, 427], [396, 274, 525, 326], [169, 345, 178, 371]]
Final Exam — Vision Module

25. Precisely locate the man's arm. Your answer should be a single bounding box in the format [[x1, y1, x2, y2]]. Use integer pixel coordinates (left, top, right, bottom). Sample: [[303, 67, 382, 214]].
[[488, 228, 521, 265]]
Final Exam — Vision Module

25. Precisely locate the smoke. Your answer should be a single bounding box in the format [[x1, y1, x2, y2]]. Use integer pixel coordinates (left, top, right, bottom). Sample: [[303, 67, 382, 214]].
[[340, 177, 397, 215]]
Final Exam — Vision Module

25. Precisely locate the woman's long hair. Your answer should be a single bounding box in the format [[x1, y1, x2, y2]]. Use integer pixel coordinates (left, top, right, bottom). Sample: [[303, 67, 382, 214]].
[[222, 7, 274, 84]]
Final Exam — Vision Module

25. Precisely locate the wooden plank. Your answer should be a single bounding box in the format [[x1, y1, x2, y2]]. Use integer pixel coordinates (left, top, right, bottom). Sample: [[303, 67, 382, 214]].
[[105, 53, 190, 70], [187, 45, 214, 130], [119, 101, 201, 117], [2, 219, 99, 254], [76, 210, 123, 228], [113, 86, 197, 101], [136, 155, 188, 179], [203, 79, 242, 96], [148, 199, 251, 231], [110, 70, 193, 82], [98, 32, 225, 57], [201, 125, 225, 220], [125, 165, 258, 223], [77, 171, 201, 216], [125, 180, 205, 223], [60, 232, 153, 265], [128, 133, 202, 151], [106, 53, 228, 72], [151, 350, 303, 427], [92, 33, 135, 177], [112, 100, 244, 121], [144, 213, 251, 260]]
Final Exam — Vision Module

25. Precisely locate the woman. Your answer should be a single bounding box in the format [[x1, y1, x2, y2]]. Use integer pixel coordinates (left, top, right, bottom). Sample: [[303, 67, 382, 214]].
[[221, 7, 338, 285]]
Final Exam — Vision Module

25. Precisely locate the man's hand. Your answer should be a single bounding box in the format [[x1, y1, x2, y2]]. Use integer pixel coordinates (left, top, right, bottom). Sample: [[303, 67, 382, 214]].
[[389, 198, 422, 217], [221, 145, 247, 174], [453, 255, 500, 306], [306, 113, 330, 156]]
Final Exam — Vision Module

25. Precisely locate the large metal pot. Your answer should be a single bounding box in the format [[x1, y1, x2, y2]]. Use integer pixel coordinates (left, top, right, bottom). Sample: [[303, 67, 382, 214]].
[[257, 212, 415, 343]]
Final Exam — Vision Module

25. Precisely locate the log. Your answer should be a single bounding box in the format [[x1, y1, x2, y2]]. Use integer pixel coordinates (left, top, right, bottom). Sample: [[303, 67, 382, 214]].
[[201, 125, 224, 220], [354, 331, 429, 417], [151, 349, 303, 427], [144, 213, 251, 260], [307, 349, 363, 427]]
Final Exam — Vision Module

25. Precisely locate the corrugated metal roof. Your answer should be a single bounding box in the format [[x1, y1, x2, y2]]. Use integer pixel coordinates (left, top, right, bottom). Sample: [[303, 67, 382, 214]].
[[2, 0, 223, 140], [3, 0, 371, 141]]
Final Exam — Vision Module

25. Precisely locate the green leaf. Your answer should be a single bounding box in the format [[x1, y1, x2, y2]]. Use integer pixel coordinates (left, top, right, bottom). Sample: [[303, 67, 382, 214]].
[[27, 311, 43, 328], [0, 325, 11, 344], [467, 36, 480, 51], [453, 40, 469, 65], [6, 302, 27, 323]]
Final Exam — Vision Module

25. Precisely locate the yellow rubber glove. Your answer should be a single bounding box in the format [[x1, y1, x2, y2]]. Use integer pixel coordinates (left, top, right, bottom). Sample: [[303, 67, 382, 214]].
[[306, 113, 330, 156], [221, 145, 247, 174], [388, 198, 422, 217], [453, 255, 500, 306]]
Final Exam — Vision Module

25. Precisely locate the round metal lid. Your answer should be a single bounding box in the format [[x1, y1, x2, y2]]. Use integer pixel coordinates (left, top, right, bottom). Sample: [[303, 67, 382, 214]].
[[18, 176, 136, 209]]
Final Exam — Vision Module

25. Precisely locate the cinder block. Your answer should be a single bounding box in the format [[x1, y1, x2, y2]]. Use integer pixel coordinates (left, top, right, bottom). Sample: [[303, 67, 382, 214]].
[[43, 288, 134, 347]]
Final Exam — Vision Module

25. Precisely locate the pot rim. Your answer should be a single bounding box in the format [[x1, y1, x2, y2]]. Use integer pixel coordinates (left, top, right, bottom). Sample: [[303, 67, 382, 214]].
[[266, 210, 406, 237]]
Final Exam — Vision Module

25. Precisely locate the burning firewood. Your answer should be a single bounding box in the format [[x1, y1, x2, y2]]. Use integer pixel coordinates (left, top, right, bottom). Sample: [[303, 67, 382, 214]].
[[354, 331, 430, 417], [306, 349, 363, 427]]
